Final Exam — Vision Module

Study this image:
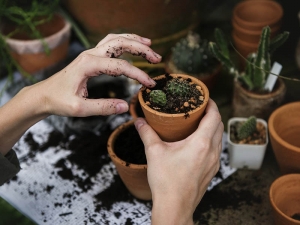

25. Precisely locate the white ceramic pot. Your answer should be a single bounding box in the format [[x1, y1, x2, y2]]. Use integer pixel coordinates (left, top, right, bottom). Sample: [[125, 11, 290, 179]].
[[227, 117, 268, 170]]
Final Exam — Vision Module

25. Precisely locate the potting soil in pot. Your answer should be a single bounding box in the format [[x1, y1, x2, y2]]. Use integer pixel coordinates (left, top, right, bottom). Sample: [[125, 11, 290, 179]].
[[114, 125, 146, 165]]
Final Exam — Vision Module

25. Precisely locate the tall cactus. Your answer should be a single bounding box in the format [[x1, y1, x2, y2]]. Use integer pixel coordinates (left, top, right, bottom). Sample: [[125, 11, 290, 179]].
[[209, 26, 289, 91]]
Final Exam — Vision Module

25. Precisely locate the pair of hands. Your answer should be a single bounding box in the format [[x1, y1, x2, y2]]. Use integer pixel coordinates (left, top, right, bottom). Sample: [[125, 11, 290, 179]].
[[0, 33, 224, 224]]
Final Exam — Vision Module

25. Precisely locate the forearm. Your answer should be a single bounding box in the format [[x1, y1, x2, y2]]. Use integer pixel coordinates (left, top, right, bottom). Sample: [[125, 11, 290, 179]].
[[0, 85, 48, 156], [151, 194, 195, 225]]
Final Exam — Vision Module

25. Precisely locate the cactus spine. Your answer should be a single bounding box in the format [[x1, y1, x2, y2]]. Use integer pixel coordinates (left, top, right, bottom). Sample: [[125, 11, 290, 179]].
[[237, 116, 257, 140]]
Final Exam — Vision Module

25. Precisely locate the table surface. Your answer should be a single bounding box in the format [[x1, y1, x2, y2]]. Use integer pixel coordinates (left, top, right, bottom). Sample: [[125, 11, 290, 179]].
[[0, 112, 235, 225]]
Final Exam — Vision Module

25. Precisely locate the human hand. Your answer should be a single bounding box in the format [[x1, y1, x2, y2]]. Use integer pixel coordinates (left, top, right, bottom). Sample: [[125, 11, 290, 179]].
[[24, 33, 162, 118], [135, 99, 224, 225]]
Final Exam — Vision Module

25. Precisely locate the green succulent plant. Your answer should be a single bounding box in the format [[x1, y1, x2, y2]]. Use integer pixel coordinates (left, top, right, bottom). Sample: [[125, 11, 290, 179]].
[[170, 31, 219, 75], [165, 78, 191, 97], [209, 26, 289, 92], [149, 90, 167, 107], [237, 116, 257, 140]]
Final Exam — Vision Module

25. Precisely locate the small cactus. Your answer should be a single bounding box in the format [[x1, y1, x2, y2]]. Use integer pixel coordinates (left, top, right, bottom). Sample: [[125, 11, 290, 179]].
[[237, 116, 257, 140], [165, 78, 191, 97], [149, 90, 167, 106], [170, 31, 218, 75]]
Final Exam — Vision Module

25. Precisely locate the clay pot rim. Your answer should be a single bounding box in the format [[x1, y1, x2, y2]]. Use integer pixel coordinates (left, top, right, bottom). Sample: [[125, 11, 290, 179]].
[[129, 93, 139, 119], [269, 173, 300, 224], [138, 73, 209, 118], [268, 101, 300, 152], [6, 13, 71, 45], [233, 0, 283, 29], [107, 119, 147, 170], [234, 79, 286, 99], [227, 117, 268, 147]]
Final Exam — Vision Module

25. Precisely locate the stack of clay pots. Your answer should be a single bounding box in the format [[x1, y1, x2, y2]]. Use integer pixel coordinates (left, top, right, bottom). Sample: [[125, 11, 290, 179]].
[[232, 0, 283, 63]]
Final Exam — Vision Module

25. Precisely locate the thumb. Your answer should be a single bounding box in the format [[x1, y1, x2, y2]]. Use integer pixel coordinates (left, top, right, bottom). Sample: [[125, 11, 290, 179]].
[[134, 118, 161, 148]]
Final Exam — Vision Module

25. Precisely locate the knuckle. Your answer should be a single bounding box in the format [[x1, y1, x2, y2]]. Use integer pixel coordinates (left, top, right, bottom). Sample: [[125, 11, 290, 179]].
[[76, 52, 92, 64]]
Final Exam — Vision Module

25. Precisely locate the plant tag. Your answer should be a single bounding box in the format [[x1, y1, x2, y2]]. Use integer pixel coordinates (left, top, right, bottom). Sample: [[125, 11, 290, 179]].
[[264, 62, 282, 91]]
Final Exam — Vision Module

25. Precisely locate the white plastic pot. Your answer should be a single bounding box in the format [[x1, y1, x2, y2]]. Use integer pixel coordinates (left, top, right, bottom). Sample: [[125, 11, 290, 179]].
[[227, 117, 268, 170]]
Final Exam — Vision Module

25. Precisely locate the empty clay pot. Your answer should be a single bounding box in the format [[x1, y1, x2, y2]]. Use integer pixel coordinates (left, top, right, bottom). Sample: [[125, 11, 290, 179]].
[[232, 31, 258, 61], [269, 174, 300, 225], [232, 0, 283, 32], [107, 120, 151, 200], [232, 18, 280, 44], [138, 74, 209, 142], [268, 101, 300, 174]]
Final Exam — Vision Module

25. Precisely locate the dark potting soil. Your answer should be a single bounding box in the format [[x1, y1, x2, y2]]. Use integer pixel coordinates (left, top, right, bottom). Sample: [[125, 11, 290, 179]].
[[292, 213, 300, 221], [18, 128, 267, 223], [114, 125, 146, 165], [142, 73, 204, 115]]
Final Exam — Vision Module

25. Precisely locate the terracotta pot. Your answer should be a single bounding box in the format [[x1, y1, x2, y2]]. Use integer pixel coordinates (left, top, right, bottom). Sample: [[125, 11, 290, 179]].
[[107, 120, 151, 200], [269, 174, 300, 225], [232, 79, 286, 120], [232, 31, 258, 63], [232, 18, 280, 44], [2, 14, 71, 74], [138, 74, 209, 142], [165, 58, 222, 90], [62, 0, 200, 57], [129, 93, 144, 119], [227, 117, 268, 170], [232, 0, 283, 32], [268, 101, 300, 174]]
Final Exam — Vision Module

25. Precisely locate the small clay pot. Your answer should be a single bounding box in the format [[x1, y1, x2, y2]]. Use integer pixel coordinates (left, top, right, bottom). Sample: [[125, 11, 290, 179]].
[[269, 174, 300, 225], [232, 79, 286, 120], [107, 120, 151, 200], [268, 101, 300, 174], [3, 14, 71, 74], [232, 0, 283, 32], [138, 74, 209, 142]]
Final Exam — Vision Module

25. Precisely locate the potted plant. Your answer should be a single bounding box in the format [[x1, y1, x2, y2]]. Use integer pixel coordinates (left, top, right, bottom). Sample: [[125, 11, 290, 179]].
[[227, 116, 268, 170], [0, 0, 71, 78], [209, 26, 289, 119], [269, 174, 300, 225], [165, 31, 221, 90], [107, 119, 151, 201], [138, 73, 209, 142]]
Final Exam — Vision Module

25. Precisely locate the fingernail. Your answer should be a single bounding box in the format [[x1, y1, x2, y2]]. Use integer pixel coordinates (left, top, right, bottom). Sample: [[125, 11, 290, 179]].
[[116, 102, 128, 114], [141, 37, 151, 43], [134, 118, 145, 130], [153, 52, 162, 59], [148, 77, 157, 87]]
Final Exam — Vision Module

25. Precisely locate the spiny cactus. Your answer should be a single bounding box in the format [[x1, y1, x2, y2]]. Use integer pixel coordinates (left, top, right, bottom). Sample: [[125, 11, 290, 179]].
[[209, 26, 289, 92], [165, 78, 191, 97], [170, 31, 218, 75], [237, 116, 257, 140], [149, 90, 167, 106]]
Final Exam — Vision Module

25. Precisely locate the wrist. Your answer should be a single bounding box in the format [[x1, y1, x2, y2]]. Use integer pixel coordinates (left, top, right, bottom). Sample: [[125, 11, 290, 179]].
[[151, 194, 194, 225]]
